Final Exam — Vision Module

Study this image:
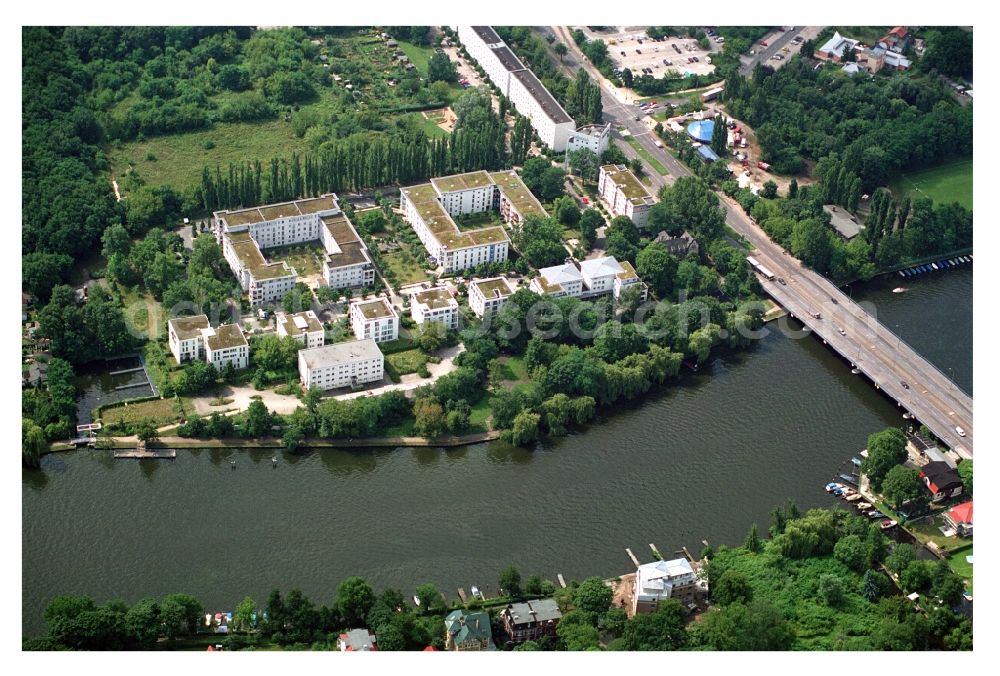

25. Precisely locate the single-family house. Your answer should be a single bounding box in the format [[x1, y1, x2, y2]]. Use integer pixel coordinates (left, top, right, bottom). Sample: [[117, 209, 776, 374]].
[[920, 461, 964, 501], [943, 501, 973, 537], [444, 609, 492, 651]]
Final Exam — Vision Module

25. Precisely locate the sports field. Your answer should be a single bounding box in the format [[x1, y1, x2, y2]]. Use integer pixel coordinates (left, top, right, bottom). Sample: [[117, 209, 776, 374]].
[[891, 158, 972, 209]]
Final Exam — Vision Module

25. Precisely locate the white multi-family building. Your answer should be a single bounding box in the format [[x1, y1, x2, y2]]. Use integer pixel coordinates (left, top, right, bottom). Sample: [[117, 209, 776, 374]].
[[531, 256, 646, 301], [456, 26, 576, 151], [468, 277, 516, 318], [297, 339, 384, 391], [400, 170, 546, 273], [349, 297, 399, 343], [598, 164, 657, 228], [566, 123, 612, 156], [203, 323, 250, 371], [410, 287, 460, 329], [168, 314, 210, 364], [319, 211, 378, 290], [633, 559, 699, 615], [167, 315, 249, 369], [275, 310, 325, 349], [213, 194, 375, 306]]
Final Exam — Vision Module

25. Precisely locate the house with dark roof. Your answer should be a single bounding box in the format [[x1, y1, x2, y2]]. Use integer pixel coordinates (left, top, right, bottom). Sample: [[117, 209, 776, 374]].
[[499, 599, 562, 643], [944, 501, 973, 537], [654, 230, 699, 257], [919, 461, 964, 501], [444, 609, 493, 651]]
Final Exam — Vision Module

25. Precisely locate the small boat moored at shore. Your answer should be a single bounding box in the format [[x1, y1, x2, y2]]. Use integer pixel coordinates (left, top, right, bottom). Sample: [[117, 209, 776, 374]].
[[880, 519, 898, 530], [825, 482, 845, 493], [892, 287, 907, 293], [838, 473, 859, 486], [855, 502, 872, 511]]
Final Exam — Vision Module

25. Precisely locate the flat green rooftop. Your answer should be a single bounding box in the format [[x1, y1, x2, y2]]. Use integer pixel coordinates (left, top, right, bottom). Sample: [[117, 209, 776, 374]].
[[431, 171, 494, 193], [473, 277, 514, 298], [603, 165, 653, 204], [490, 171, 547, 218]]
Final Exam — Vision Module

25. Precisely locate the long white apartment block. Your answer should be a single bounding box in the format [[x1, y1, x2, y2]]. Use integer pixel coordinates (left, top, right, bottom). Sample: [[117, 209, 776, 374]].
[[410, 287, 460, 330], [213, 194, 375, 306], [468, 277, 516, 318], [298, 339, 384, 391], [350, 297, 400, 343], [456, 26, 576, 151], [275, 310, 326, 349], [598, 164, 657, 228], [399, 170, 546, 273]]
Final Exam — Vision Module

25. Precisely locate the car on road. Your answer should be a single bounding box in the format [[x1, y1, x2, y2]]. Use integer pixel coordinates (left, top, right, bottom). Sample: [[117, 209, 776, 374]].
[[581, 196, 589, 205], [636, 49, 642, 54], [830, 297, 838, 304], [621, 50, 626, 56], [777, 277, 786, 285], [955, 426, 967, 437], [838, 327, 846, 336], [760, 40, 768, 47], [900, 381, 910, 389], [634, 115, 640, 121], [812, 312, 822, 319]]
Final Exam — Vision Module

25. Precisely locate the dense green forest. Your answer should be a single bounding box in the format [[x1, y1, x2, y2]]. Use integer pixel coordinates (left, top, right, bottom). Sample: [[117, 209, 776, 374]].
[[723, 58, 972, 182]]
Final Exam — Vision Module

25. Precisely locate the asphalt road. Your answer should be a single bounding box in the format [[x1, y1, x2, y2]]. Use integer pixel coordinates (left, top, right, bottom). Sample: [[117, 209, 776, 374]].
[[546, 26, 974, 457], [738, 27, 802, 76]]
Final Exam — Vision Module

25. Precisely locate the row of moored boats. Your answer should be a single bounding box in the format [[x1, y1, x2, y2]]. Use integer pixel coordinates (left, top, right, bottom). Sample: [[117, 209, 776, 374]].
[[825, 460, 897, 530], [898, 255, 972, 278]]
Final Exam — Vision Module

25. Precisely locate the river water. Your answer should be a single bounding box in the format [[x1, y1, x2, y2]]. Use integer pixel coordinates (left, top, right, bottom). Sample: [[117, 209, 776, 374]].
[[21, 267, 972, 635]]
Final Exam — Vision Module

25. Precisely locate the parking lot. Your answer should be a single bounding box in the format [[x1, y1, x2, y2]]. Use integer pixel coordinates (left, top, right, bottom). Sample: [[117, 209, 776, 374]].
[[593, 29, 720, 79]]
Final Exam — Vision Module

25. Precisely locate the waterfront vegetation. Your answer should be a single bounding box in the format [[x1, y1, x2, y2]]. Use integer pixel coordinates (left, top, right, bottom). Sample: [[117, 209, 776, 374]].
[[22, 504, 971, 651]]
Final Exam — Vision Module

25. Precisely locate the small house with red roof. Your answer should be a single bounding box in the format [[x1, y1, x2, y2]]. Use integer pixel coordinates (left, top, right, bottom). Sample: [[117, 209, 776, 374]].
[[920, 461, 964, 501], [944, 501, 973, 537], [880, 27, 912, 52]]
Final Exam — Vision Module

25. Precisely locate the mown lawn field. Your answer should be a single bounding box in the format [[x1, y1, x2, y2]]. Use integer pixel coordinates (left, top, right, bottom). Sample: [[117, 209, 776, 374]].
[[890, 158, 972, 209]]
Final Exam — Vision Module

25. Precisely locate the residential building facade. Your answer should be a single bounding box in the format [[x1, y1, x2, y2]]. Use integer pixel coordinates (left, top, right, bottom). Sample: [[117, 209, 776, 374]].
[[468, 276, 516, 318], [456, 26, 575, 151], [350, 297, 400, 343], [297, 339, 384, 391], [444, 610, 492, 651], [203, 324, 250, 371], [532, 256, 646, 301], [566, 123, 612, 155], [944, 501, 973, 538], [399, 170, 547, 273], [498, 599, 562, 643], [653, 230, 700, 257], [213, 194, 375, 306], [410, 287, 460, 329], [275, 310, 325, 349], [920, 461, 964, 501], [168, 314, 210, 365], [633, 558, 699, 615], [598, 164, 656, 228]]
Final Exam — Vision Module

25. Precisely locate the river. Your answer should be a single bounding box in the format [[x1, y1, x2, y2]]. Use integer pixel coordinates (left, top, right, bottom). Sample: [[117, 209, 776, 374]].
[[21, 267, 972, 635]]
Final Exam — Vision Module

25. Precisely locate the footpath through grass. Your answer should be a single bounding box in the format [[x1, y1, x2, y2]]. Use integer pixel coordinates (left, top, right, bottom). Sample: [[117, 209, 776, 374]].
[[890, 158, 972, 209], [624, 135, 669, 175]]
